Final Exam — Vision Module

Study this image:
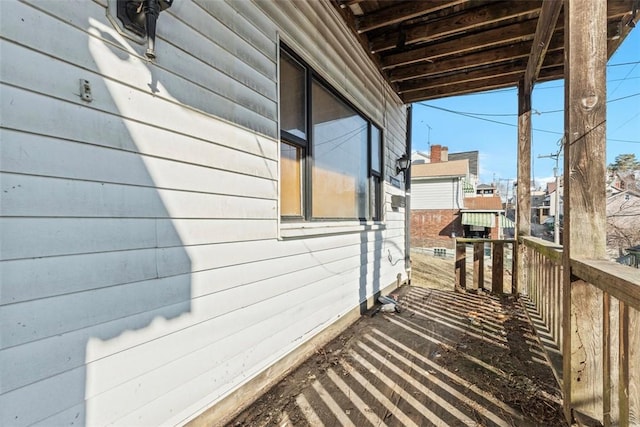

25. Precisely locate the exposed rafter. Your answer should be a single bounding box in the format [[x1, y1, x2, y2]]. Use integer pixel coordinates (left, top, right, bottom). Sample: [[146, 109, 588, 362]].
[[369, 1, 542, 53], [334, 0, 637, 103], [523, 0, 563, 92], [355, 0, 467, 33]]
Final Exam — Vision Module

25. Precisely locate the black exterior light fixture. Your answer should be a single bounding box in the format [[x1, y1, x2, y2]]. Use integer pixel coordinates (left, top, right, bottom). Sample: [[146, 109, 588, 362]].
[[396, 153, 411, 179], [117, 0, 173, 60]]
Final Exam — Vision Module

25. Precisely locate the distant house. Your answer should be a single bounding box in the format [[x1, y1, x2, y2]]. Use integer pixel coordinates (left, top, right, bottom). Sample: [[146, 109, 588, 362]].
[[624, 245, 640, 268], [606, 189, 640, 262], [531, 191, 548, 224], [410, 146, 469, 248], [411, 150, 431, 165], [449, 150, 480, 180], [412, 147, 479, 189], [544, 179, 564, 219], [608, 170, 640, 193], [462, 196, 514, 239], [476, 183, 496, 197]]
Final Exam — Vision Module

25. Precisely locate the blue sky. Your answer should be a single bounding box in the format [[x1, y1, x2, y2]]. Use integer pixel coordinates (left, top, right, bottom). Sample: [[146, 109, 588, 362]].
[[411, 28, 640, 187]]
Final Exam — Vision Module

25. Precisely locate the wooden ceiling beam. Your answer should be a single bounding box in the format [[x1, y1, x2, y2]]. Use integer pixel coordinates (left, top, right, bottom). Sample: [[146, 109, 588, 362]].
[[401, 76, 519, 103], [382, 12, 623, 71], [339, 0, 367, 8], [389, 36, 563, 82], [355, 0, 467, 33], [402, 62, 566, 103], [370, 1, 542, 53], [398, 50, 564, 94], [523, 0, 563, 92], [397, 61, 527, 94], [380, 18, 539, 70]]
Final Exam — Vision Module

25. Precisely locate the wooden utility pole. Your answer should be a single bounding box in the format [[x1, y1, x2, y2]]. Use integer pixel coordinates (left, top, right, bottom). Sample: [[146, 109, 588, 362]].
[[563, 0, 608, 423]]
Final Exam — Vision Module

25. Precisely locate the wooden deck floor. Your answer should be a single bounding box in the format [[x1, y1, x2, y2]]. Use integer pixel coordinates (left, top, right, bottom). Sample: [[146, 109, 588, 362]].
[[228, 286, 566, 426]]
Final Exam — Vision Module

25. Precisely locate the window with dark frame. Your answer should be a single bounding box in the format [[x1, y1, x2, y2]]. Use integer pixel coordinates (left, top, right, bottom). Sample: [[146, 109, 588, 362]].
[[279, 45, 383, 222]]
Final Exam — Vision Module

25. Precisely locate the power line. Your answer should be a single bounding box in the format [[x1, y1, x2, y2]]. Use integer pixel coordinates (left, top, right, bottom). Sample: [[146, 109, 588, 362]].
[[417, 92, 640, 117], [608, 60, 640, 67], [610, 111, 640, 135], [609, 62, 639, 97], [609, 91, 640, 103], [415, 101, 640, 143]]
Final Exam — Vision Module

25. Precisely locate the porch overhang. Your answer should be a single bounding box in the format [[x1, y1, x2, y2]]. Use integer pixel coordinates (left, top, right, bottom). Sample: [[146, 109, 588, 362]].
[[333, 0, 638, 103], [461, 212, 495, 228]]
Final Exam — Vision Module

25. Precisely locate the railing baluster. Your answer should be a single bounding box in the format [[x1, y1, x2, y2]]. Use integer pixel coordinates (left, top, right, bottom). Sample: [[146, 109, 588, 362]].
[[511, 242, 517, 295], [604, 293, 612, 427], [455, 241, 466, 291], [492, 242, 504, 293], [628, 306, 639, 425], [474, 242, 484, 291], [620, 300, 629, 427]]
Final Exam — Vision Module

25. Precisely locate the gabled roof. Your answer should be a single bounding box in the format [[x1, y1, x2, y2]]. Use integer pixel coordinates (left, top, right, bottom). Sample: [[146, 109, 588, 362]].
[[448, 151, 479, 177], [412, 159, 468, 179], [464, 196, 503, 210]]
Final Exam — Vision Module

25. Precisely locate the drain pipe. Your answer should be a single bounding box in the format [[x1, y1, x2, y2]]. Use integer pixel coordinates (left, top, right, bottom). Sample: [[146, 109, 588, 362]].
[[404, 105, 413, 284], [143, 0, 160, 60]]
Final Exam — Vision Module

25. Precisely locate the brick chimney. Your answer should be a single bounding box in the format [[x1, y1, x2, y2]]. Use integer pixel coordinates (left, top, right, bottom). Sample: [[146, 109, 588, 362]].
[[441, 146, 449, 162], [430, 144, 442, 163]]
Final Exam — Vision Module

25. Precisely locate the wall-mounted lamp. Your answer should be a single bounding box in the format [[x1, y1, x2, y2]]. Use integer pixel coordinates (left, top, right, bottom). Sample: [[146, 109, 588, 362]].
[[396, 153, 411, 179], [117, 0, 173, 60]]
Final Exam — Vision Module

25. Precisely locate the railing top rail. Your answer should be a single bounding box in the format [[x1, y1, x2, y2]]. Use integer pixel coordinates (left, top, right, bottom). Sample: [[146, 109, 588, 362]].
[[455, 238, 516, 244], [570, 258, 640, 311], [520, 236, 640, 310], [519, 236, 563, 264]]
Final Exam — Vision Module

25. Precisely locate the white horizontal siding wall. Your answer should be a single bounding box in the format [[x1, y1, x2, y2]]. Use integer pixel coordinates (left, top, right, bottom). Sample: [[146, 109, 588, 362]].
[[0, 0, 407, 426], [411, 178, 464, 210]]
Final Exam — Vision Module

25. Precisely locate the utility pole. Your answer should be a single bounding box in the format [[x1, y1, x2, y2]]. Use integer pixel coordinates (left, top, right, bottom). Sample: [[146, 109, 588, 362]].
[[498, 178, 513, 210], [538, 139, 564, 245], [498, 178, 514, 239]]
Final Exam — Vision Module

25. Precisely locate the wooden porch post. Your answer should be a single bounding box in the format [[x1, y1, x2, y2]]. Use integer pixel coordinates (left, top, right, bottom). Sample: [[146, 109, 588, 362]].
[[516, 79, 531, 295], [563, 0, 608, 423]]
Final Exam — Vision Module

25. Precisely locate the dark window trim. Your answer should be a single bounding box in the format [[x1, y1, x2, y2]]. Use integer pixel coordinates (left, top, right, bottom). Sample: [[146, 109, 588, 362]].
[[279, 43, 384, 223]]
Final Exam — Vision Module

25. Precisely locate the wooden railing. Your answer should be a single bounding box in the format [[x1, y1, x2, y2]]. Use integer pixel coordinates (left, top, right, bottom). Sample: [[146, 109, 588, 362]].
[[520, 237, 563, 353], [520, 236, 640, 426], [454, 238, 516, 293]]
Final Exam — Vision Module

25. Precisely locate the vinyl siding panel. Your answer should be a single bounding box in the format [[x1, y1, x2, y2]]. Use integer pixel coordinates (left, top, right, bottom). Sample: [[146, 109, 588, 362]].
[[412, 178, 465, 210], [0, 1, 407, 426]]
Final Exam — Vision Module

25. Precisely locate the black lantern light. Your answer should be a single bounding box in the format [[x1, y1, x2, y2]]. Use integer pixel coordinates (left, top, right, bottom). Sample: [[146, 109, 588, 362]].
[[396, 153, 411, 179]]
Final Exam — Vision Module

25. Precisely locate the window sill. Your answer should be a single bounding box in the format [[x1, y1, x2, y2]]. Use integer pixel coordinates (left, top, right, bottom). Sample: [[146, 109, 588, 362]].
[[279, 221, 386, 240]]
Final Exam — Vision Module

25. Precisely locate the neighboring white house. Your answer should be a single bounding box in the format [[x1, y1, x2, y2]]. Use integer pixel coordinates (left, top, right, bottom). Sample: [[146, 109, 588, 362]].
[[0, 1, 409, 426]]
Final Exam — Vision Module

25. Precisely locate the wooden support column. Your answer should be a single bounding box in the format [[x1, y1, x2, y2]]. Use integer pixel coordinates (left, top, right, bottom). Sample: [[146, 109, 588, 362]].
[[562, 0, 608, 423], [516, 79, 532, 295]]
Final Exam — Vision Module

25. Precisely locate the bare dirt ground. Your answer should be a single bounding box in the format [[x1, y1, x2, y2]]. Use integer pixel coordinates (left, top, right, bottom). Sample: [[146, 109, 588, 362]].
[[227, 252, 565, 427]]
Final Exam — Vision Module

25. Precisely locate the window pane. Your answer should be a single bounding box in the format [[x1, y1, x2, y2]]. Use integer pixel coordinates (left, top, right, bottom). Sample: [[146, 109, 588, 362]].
[[311, 81, 368, 219], [280, 52, 306, 139], [371, 125, 382, 174], [281, 142, 303, 216]]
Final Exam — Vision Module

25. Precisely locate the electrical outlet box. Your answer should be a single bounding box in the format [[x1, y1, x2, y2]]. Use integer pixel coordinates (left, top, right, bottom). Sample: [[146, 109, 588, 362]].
[[79, 79, 92, 102]]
